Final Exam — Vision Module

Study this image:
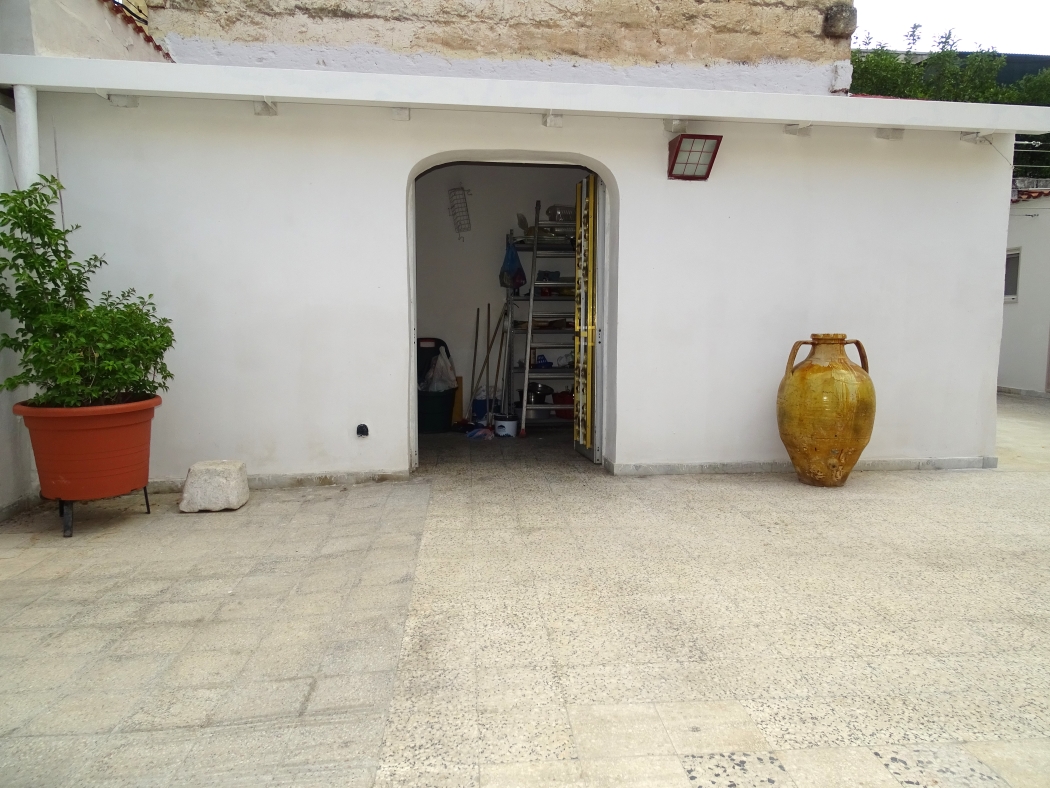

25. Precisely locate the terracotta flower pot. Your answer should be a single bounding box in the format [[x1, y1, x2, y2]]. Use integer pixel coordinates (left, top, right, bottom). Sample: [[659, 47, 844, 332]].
[[13, 396, 161, 502], [776, 334, 875, 487]]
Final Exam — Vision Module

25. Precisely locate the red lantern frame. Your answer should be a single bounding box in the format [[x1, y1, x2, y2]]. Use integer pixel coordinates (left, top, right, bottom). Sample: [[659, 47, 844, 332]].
[[667, 134, 723, 181]]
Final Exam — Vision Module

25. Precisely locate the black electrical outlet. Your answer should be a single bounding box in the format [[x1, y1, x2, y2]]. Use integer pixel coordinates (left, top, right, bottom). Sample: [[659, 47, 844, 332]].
[[357, 424, 369, 437]]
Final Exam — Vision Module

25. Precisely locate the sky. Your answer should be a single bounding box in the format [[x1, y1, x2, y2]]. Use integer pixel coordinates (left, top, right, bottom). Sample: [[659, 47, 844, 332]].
[[853, 0, 1050, 55]]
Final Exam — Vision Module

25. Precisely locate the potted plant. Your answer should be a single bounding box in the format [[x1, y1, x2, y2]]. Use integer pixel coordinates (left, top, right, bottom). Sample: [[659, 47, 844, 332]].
[[0, 177, 174, 536]]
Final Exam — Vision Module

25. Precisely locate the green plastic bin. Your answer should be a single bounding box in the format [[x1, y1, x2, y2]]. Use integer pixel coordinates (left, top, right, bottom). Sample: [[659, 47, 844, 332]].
[[417, 337, 457, 434]]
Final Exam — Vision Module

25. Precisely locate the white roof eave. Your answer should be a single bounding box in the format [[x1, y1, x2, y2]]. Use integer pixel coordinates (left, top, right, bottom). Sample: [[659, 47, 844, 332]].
[[3, 54, 1050, 134]]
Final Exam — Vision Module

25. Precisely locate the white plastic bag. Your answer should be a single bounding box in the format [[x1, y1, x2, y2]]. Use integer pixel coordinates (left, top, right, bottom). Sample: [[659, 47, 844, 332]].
[[420, 347, 458, 392]]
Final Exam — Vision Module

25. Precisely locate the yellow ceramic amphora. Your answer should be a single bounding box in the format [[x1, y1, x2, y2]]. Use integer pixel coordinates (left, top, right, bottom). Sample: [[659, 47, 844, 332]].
[[776, 333, 875, 487]]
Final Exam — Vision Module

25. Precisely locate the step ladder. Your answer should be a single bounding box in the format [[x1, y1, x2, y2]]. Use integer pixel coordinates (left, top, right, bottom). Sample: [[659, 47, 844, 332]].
[[514, 201, 575, 437]]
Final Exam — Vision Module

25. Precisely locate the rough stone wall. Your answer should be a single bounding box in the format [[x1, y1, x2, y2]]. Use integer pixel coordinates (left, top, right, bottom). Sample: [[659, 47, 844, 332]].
[[146, 0, 853, 66]]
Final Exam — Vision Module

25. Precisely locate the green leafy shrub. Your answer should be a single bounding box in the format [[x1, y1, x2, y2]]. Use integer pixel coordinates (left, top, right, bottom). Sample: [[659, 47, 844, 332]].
[[0, 176, 174, 407], [850, 28, 1014, 104]]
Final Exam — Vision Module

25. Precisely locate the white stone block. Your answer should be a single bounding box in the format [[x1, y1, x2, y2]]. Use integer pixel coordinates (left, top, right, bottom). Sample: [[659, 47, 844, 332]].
[[179, 460, 249, 513]]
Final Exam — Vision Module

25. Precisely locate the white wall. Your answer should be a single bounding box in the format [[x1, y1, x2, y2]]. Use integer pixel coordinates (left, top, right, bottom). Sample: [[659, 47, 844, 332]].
[[35, 92, 1012, 482], [415, 164, 587, 414], [0, 106, 37, 518], [999, 196, 1050, 394]]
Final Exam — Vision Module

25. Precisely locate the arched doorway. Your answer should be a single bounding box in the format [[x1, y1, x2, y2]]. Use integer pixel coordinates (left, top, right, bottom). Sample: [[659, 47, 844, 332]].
[[407, 154, 617, 470]]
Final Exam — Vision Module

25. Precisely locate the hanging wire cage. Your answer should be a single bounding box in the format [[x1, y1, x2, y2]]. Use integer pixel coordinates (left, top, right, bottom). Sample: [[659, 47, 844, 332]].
[[448, 187, 471, 239]]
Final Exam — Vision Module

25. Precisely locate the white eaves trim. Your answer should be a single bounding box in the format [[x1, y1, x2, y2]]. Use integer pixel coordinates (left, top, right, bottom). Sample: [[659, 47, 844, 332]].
[[3, 54, 1050, 134]]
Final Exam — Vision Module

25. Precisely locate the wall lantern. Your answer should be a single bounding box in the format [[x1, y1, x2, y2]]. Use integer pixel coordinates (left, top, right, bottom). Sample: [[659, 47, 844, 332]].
[[667, 134, 723, 180]]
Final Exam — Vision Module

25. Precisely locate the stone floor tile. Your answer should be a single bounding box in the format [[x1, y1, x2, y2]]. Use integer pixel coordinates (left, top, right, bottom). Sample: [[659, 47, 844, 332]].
[[478, 666, 565, 711], [319, 635, 402, 674], [71, 600, 150, 627], [681, 752, 795, 788], [2, 653, 94, 691], [347, 582, 414, 611], [656, 700, 770, 755], [558, 662, 728, 706], [0, 691, 61, 735], [119, 686, 227, 731], [213, 594, 286, 621], [580, 755, 692, 787], [380, 698, 479, 768], [34, 625, 122, 656], [477, 704, 578, 764], [476, 615, 554, 668], [166, 577, 242, 600], [567, 703, 676, 759], [143, 599, 221, 625], [742, 693, 951, 749], [0, 734, 100, 788], [306, 670, 395, 713], [160, 649, 252, 687], [268, 761, 377, 787], [4, 601, 84, 628], [183, 619, 268, 653], [399, 610, 476, 671], [934, 691, 1050, 741], [171, 723, 293, 784], [480, 760, 586, 787], [75, 654, 169, 691], [776, 746, 900, 788], [24, 690, 141, 735], [76, 731, 197, 786], [873, 745, 1010, 787], [963, 739, 1050, 788], [240, 647, 325, 685], [107, 625, 196, 656], [210, 677, 313, 724], [374, 762, 480, 788], [285, 711, 386, 762], [0, 628, 56, 657]]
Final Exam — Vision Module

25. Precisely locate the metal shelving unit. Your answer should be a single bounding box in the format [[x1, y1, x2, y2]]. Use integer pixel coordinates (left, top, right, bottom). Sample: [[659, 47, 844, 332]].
[[500, 202, 577, 434]]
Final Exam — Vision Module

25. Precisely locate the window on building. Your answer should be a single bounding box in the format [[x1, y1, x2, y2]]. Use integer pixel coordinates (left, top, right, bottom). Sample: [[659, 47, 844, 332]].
[[1005, 250, 1020, 303]]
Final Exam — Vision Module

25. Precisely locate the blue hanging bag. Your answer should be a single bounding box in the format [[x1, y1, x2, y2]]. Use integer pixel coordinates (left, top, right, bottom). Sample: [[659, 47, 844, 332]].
[[499, 241, 527, 290]]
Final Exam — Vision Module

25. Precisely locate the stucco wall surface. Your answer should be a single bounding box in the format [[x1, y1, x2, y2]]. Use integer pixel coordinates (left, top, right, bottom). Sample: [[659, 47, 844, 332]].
[[148, 0, 852, 65], [0, 0, 168, 61], [0, 107, 38, 519], [34, 92, 1009, 482], [1000, 196, 1050, 393]]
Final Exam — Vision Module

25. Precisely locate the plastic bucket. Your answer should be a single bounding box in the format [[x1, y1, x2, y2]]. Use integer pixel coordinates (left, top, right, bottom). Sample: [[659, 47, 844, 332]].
[[493, 415, 517, 437]]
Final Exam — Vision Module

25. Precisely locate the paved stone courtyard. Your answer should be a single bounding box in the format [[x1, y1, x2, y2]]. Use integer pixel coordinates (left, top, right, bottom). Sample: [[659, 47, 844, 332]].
[[1, 395, 1050, 786]]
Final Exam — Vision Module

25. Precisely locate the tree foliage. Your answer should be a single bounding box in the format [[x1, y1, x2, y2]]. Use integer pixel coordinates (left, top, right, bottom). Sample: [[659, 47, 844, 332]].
[[850, 27, 1034, 105], [0, 177, 175, 407]]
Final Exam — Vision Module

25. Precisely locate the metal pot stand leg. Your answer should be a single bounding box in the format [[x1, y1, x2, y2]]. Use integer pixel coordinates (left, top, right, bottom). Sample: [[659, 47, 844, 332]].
[[56, 487, 151, 538], [58, 500, 72, 538]]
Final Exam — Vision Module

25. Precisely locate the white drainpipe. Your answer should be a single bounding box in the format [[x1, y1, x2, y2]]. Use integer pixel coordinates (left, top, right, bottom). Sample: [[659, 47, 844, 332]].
[[13, 85, 39, 189]]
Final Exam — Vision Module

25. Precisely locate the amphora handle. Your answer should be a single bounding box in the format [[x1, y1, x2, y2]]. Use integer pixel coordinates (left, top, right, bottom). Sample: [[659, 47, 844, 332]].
[[846, 339, 869, 372], [785, 340, 813, 375]]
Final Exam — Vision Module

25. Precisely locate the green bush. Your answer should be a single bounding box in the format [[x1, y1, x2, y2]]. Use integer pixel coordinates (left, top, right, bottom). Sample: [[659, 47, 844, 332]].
[[850, 28, 1015, 104], [0, 177, 174, 407]]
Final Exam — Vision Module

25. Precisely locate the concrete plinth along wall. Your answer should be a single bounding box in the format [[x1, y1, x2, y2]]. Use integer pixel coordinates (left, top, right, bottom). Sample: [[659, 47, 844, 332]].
[[999, 196, 1050, 395], [22, 88, 1015, 484]]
